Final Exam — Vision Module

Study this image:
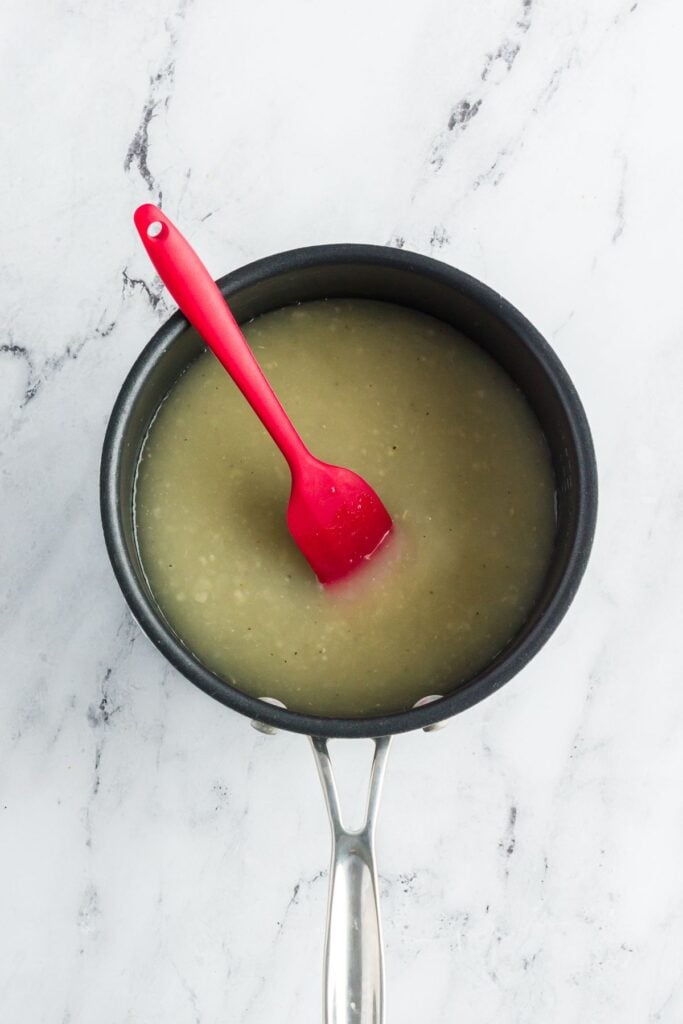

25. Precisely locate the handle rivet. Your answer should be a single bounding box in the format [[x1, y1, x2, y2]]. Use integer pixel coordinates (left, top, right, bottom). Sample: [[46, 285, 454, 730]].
[[413, 694, 448, 732], [251, 696, 287, 735]]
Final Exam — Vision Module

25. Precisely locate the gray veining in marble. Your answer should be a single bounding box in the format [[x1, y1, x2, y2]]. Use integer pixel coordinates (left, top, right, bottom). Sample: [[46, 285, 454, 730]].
[[2, 0, 683, 1020]]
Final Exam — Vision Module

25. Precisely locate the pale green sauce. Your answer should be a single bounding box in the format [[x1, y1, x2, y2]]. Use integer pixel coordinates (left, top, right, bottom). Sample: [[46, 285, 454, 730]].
[[135, 300, 556, 717]]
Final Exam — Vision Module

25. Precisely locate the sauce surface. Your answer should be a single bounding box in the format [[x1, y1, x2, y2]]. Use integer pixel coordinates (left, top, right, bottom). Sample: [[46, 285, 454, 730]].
[[135, 299, 556, 716]]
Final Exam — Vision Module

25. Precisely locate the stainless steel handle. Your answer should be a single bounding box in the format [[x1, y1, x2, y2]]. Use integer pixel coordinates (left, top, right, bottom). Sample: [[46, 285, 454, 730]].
[[311, 736, 392, 1024]]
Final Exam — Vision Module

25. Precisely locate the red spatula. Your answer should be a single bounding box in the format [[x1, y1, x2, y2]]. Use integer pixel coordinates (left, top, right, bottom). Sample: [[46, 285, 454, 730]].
[[134, 204, 393, 585]]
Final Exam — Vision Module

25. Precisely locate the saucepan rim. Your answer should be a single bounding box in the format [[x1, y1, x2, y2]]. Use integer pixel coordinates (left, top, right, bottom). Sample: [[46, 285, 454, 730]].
[[100, 243, 597, 738]]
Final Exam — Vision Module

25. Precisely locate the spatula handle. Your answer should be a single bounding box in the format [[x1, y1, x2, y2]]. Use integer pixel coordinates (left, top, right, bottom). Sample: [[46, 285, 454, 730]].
[[133, 204, 307, 473]]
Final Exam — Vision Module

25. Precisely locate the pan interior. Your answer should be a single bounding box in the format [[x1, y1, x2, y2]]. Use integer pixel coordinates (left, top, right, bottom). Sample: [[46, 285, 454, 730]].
[[102, 249, 595, 736]]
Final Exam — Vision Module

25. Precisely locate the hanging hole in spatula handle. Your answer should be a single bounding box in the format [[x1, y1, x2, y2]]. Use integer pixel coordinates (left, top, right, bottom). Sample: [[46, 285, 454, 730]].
[[146, 219, 165, 239]]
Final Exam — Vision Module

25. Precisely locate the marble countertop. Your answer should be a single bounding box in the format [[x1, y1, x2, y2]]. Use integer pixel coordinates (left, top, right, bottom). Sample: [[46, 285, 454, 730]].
[[3, 0, 682, 1020]]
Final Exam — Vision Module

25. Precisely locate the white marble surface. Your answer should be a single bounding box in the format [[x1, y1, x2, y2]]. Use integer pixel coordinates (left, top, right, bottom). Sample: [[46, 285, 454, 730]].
[[2, 0, 682, 1020]]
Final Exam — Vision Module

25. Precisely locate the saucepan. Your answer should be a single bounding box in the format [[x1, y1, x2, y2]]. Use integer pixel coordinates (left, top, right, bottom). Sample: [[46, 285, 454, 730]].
[[100, 244, 598, 1023]]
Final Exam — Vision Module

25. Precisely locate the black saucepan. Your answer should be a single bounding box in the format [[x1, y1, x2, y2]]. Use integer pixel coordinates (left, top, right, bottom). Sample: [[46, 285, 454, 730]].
[[100, 244, 597, 1023]]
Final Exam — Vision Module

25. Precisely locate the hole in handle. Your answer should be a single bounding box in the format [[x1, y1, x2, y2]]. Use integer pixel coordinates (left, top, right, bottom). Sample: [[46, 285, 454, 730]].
[[327, 739, 378, 832], [147, 221, 165, 239]]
